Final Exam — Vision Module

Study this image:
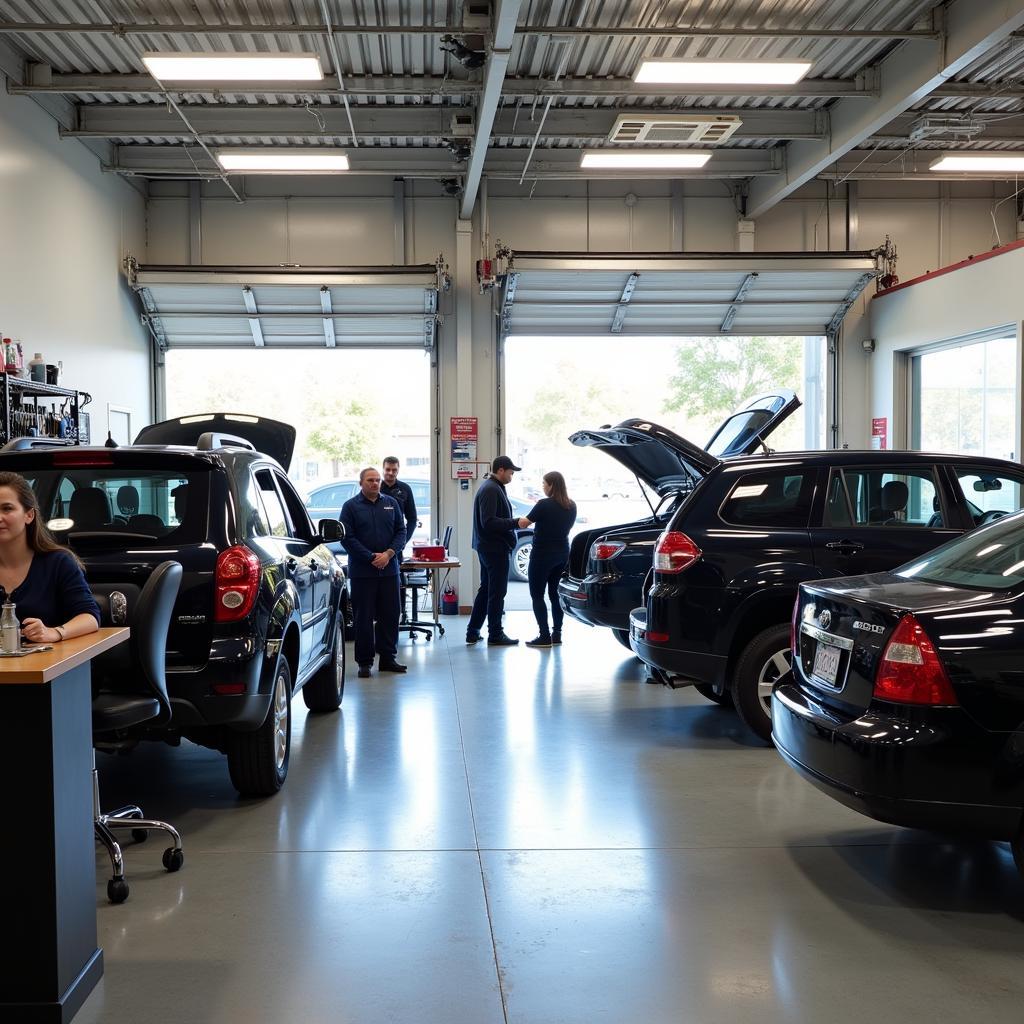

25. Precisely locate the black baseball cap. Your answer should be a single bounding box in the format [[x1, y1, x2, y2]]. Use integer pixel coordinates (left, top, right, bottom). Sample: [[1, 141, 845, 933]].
[[492, 455, 522, 472]]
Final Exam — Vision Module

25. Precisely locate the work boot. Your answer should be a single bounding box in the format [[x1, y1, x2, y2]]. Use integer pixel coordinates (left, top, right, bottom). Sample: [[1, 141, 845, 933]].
[[357, 664, 372, 678], [525, 635, 552, 648], [487, 634, 519, 646]]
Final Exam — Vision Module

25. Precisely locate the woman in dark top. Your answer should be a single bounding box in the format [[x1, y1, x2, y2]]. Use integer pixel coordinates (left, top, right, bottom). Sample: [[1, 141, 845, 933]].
[[518, 471, 576, 648], [0, 472, 100, 644]]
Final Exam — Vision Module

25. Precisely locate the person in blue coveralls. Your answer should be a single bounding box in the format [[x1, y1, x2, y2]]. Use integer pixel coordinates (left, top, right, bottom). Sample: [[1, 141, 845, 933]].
[[340, 467, 408, 679]]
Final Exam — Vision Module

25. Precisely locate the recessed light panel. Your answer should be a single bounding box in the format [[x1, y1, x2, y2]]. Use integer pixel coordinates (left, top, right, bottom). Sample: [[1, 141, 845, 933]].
[[634, 60, 812, 85], [143, 52, 324, 81], [216, 150, 350, 172], [580, 150, 712, 169]]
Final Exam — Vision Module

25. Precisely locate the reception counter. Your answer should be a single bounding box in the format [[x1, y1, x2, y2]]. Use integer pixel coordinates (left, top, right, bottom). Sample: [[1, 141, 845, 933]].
[[0, 627, 130, 1023]]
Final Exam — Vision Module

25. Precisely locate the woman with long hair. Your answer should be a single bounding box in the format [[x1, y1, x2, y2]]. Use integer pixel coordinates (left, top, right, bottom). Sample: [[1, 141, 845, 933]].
[[0, 472, 99, 644], [517, 470, 576, 648]]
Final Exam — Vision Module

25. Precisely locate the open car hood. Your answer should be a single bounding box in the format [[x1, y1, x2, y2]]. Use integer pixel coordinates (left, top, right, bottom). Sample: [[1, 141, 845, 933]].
[[569, 389, 801, 496], [134, 413, 296, 471]]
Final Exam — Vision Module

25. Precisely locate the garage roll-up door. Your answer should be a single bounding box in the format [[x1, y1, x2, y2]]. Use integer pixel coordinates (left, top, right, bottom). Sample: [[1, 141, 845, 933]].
[[128, 264, 442, 350], [500, 252, 879, 338]]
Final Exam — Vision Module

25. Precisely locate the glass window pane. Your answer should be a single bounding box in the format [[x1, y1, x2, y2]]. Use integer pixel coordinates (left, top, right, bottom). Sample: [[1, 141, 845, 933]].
[[830, 468, 938, 528], [953, 468, 1024, 524], [719, 470, 814, 528], [255, 469, 288, 537]]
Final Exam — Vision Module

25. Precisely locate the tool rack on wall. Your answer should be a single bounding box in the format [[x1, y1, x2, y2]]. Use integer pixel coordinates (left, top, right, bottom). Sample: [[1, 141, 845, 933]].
[[0, 374, 81, 447]]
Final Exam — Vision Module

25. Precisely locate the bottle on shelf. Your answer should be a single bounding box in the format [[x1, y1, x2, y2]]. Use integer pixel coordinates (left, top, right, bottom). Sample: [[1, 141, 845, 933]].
[[104, 431, 118, 448], [3, 339, 16, 375], [29, 353, 46, 383]]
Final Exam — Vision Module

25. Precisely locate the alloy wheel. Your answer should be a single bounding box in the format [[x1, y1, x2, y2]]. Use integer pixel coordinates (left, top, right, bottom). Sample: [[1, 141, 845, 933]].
[[756, 647, 792, 718], [514, 542, 532, 579], [273, 669, 290, 772]]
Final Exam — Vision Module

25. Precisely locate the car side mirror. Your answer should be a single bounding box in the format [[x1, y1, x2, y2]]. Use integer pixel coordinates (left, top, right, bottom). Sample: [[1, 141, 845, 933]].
[[318, 519, 345, 542]]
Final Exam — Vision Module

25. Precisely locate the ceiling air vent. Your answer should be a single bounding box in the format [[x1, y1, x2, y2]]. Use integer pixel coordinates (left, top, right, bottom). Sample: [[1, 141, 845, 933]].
[[608, 113, 742, 145]]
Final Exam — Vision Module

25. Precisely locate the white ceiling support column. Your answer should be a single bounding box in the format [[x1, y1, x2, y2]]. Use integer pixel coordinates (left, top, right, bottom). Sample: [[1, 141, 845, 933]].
[[454, 218, 476, 606], [459, 0, 523, 219], [736, 219, 756, 253], [746, 0, 1024, 219]]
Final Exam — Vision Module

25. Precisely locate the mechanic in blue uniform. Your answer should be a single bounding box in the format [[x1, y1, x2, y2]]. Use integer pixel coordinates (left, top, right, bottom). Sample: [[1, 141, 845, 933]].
[[379, 456, 418, 548], [340, 467, 408, 678]]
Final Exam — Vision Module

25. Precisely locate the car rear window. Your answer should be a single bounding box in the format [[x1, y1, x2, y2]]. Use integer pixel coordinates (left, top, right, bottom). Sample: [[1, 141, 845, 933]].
[[30, 467, 209, 546], [718, 468, 814, 528], [898, 510, 1024, 591]]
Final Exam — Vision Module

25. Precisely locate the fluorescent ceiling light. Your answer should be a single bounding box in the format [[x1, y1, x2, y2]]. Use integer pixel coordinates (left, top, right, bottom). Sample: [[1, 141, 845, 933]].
[[216, 150, 349, 172], [581, 150, 712, 169], [635, 60, 812, 85], [143, 52, 323, 81], [930, 153, 1024, 172]]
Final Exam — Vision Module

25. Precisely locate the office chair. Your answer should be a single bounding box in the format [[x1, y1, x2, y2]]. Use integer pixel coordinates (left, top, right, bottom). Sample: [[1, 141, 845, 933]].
[[400, 564, 433, 641], [91, 560, 184, 904]]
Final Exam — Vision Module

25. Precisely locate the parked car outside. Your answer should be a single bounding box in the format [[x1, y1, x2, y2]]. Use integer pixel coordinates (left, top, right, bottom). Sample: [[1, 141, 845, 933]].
[[559, 391, 802, 651], [629, 449, 1024, 742], [1, 413, 348, 797], [774, 511, 1024, 873], [305, 476, 432, 547]]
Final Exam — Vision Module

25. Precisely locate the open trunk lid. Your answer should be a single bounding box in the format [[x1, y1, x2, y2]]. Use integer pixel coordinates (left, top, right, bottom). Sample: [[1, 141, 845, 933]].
[[705, 389, 801, 458], [135, 413, 296, 471]]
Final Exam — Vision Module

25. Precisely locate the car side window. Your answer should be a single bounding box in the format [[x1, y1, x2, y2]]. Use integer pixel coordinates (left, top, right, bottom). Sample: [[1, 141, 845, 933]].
[[244, 474, 272, 537], [254, 469, 289, 537], [953, 468, 1024, 525], [827, 468, 939, 527], [275, 473, 315, 541], [718, 469, 814, 528]]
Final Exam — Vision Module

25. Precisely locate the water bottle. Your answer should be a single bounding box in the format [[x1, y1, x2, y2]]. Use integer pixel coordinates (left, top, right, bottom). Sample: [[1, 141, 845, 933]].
[[0, 599, 20, 654]]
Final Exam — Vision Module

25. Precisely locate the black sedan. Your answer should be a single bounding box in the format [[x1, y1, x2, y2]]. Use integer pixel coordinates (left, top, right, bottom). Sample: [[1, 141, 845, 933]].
[[772, 510, 1024, 872]]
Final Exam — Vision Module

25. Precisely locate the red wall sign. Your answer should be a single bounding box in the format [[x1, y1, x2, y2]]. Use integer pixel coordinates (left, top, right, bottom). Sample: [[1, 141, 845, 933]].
[[871, 417, 888, 450]]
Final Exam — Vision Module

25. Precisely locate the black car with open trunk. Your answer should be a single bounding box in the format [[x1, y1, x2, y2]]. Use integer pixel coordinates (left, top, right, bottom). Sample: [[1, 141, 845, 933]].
[[0, 413, 348, 797], [629, 448, 1024, 741]]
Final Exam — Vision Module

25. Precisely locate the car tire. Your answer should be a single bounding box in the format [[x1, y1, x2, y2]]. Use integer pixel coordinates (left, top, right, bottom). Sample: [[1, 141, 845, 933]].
[[510, 538, 532, 582], [227, 657, 292, 796], [612, 628, 635, 652], [694, 682, 734, 708], [302, 618, 346, 712], [732, 624, 791, 744]]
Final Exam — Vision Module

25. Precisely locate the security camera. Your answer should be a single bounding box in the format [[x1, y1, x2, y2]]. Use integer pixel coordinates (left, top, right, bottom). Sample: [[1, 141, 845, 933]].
[[440, 35, 487, 70], [862, 337, 876, 353], [438, 177, 464, 198]]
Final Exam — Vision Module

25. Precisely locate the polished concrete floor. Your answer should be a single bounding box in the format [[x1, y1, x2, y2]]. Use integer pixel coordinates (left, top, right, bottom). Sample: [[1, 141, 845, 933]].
[[78, 609, 1024, 1024]]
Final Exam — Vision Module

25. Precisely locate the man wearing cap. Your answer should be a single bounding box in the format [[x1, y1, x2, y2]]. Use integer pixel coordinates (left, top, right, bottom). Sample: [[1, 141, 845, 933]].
[[466, 455, 522, 646]]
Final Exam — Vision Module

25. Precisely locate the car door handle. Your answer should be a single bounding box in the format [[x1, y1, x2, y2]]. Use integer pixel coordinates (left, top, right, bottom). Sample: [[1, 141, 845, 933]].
[[825, 540, 865, 554]]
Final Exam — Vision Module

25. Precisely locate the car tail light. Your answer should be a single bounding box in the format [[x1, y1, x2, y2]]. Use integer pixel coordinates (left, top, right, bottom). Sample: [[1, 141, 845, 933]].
[[592, 541, 625, 561], [791, 595, 800, 657], [873, 614, 958, 706], [214, 545, 262, 623], [654, 531, 701, 574], [53, 452, 114, 467], [645, 631, 669, 643]]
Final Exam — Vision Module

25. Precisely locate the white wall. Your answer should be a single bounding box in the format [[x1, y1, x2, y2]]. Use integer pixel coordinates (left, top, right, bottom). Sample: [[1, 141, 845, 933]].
[[0, 85, 150, 442], [869, 243, 1024, 453]]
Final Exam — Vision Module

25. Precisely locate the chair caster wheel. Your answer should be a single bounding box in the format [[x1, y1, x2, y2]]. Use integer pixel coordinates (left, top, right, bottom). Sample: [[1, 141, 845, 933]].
[[162, 847, 184, 872], [132, 828, 148, 843], [108, 878, 129, 904]]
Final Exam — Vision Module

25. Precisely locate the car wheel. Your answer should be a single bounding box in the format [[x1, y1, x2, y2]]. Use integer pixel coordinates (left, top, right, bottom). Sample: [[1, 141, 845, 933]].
[[302, 619, 346, 712], [510, 539, 532, 582], [732, 624, 791, 744], [694, 682, 734, 708], [227, 657, 292, 796], [612, 628, 634, 652]]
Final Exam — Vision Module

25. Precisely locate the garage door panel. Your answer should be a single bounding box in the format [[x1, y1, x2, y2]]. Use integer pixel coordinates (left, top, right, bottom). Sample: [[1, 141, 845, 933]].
[[503, 254, 877, 337], [131, 265, 439, 350]]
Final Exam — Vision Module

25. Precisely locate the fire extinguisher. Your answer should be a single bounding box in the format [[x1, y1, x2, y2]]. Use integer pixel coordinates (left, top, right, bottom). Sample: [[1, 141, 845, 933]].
[[441, 583, 458, 616]]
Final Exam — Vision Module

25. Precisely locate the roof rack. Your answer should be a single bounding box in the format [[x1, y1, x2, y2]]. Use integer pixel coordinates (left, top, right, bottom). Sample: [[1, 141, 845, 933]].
[[196, 431, 257, 453], [0, 437, 76, 452]]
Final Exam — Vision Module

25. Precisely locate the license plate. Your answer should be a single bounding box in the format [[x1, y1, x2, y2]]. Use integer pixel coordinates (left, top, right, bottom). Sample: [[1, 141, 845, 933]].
[[812, 641, 842, 686]]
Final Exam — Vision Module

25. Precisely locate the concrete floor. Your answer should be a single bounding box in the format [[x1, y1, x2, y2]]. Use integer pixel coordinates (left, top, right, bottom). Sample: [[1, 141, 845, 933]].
[[78, 609, 1024, 1024]]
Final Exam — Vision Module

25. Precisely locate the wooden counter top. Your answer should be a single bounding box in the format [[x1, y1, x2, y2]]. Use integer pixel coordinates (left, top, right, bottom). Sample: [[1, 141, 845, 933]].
[[401, 558, 461, 569], [0, 627, 130, 684]]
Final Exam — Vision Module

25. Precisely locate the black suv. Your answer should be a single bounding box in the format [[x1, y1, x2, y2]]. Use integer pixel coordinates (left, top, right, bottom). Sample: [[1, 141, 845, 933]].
[[0, 413, 348, 796], [559, 391, 801, 650], [629, 447, 1024, 742]]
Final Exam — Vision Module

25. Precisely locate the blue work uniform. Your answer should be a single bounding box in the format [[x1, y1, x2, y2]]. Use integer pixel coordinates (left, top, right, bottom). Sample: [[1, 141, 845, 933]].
[[340, 492, 407, 668], [467, 476, 519, 637]]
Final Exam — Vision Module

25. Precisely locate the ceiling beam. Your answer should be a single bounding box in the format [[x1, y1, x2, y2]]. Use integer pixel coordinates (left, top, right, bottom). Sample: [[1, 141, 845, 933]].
[[8, 73, 875, 99], [63, 104, 824, 141], [460, 0, 522, 219], [0, 20, 939, 41], [745, 0, 1024, 219]]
